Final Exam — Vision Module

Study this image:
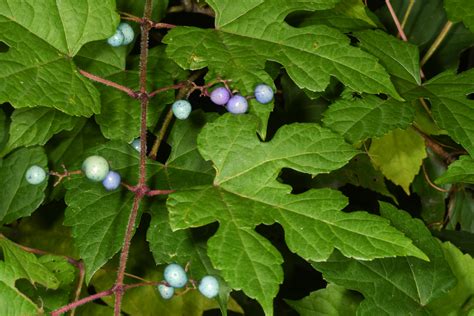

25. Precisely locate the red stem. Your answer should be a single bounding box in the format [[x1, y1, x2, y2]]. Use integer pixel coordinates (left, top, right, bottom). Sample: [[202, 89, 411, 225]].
[[113, 0, 153, 314], [148, 82, 187, 98], [51, 289, 114, 316], [79, 69, 138, 99]]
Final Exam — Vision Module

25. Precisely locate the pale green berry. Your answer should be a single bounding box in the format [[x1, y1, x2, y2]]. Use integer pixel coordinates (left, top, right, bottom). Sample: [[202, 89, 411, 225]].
[[82, 155, 109, 182], [25, 165, 47, 185]]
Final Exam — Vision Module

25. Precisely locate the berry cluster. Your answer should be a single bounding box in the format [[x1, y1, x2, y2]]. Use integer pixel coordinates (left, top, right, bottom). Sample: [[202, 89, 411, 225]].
[[157, 263, 220, 300], [25, 155, 122, 191], [171, 83, 274, 120], [107, 23, 135, 47]]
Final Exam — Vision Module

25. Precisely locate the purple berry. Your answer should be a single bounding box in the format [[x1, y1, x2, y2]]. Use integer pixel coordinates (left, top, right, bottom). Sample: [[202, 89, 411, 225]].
[[226, 95, 248, 114], [210, 87, 231, 105], [254, 84, 274, 104], [102, 171, 121, 191]]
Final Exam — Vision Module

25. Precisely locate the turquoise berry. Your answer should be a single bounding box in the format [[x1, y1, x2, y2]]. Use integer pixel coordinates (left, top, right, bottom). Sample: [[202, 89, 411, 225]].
[[130, 138, 141, 153], [226, 95, 248, 114], [254, 84, 274, 104], [25, 165, 47, 185], [198, 275, 219, 299], [163, 263, 188, 288], [157, 284, 174, 299], [118, 23, 134, 45], [172, 100, 192, 120], [107, 29, 124, 47], [210, 87, 231, 105], [82, 155, 109, 182], [102, 171, 121, 191]]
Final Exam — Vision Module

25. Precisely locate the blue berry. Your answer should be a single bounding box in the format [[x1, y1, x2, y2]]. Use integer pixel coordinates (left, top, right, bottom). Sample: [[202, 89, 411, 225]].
[[25, 165, 47, 185], [102, 171, 121, 191], [130, 138, 141, 153], [172, 100, 192, 120], [107, 29, 124, 47], [226, 95, 248, 114], [118, 23, 134, 45], [254, 84, 274, 104], [163, 263, 188, 288], [82, 155, 109, 182], [157, 284, 174, 300], [198, 276, 219, 299], [210, 87, 231, 105]]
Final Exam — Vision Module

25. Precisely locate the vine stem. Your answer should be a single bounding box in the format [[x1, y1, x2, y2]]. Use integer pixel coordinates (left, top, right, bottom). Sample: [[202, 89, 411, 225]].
[[420, 21, 454, 66], [113, 0, 153, 314], [79, 69, 138, 98], [385, 0, 407, 41], [400, 0, 415, 31]]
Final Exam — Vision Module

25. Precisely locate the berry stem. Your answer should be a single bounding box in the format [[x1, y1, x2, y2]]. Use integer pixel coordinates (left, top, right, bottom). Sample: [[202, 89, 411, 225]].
[[148, 82, 187, 98], [420, 20, 454, 67], [79, 69, 138, 98], [113, 0, 153, 314], [52, 289, 114, 316], [148, 70, 205, 160]]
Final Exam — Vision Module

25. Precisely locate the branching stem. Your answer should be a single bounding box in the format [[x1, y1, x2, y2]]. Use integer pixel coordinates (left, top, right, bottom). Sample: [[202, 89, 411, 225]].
[[79, 70, 138, 98]]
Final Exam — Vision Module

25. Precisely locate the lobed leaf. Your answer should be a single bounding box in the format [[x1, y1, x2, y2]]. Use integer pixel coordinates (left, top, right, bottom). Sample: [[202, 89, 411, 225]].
[[168, 114, 427, 315], [0, 0, 119, 116], [314, 202, 456, 315], [444, 0, 474, 32]]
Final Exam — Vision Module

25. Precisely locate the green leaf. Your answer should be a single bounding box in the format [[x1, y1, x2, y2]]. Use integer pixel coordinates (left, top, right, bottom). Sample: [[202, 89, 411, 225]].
[[164, 0, 401, 137], [313, 202, 457, 315], [0, 236, 60, 315], [0, 0, 119, 116], [444, 0, 474, 32], [428, 242, 474, 315], [0, 108, 7, 148], [436, 155, 474, 185], [64, 178, 136, 283], [286, 283, 362, 315], [422, 70, 474, 156], [354, 29, 421, 88], [323, 95, 415, 143], [2, 108, 78, 155], [0, 147, 48, 224], [64, 141, 163, 282], [292, 0, 378, 32], [369, 128, 427, 194], [168, 114, 427, 315], [75, 41, 127, 78]]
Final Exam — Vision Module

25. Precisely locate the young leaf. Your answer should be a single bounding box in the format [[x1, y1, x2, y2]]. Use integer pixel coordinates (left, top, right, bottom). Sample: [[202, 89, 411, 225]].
[[0, 147, 48, 224], [168, 114, 427, 315], [313, 202, 457, 315], [436, 155, 474, 185], [164, 0, 401, 137], [369, 128, 427, 194], [286, 283, 362, 315], [2, 108, 78, 155], [0, 0, 119, 116], [428, 242, 474, 315], [444, 0, 474, 32], [323, 95, 415, 143], [0, 236, 60, 315]]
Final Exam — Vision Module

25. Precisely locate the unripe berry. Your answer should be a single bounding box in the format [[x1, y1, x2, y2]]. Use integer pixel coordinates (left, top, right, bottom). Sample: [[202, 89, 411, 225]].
[[102, 171, 121, 191], [210, 87, 231, 105], [163, 263, 188, 288], [157, 284, 174, 300], [107, 29, 124, 47], [130, 138, 141, 153], [118, 23, 134, 45], [172, 100, 192, 120], [25, 165, 47, 185], [254, 84, 274, 104], [82, 155, 109, 182], [198, 275, 220, 299], [226, 95, 248, 114]]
